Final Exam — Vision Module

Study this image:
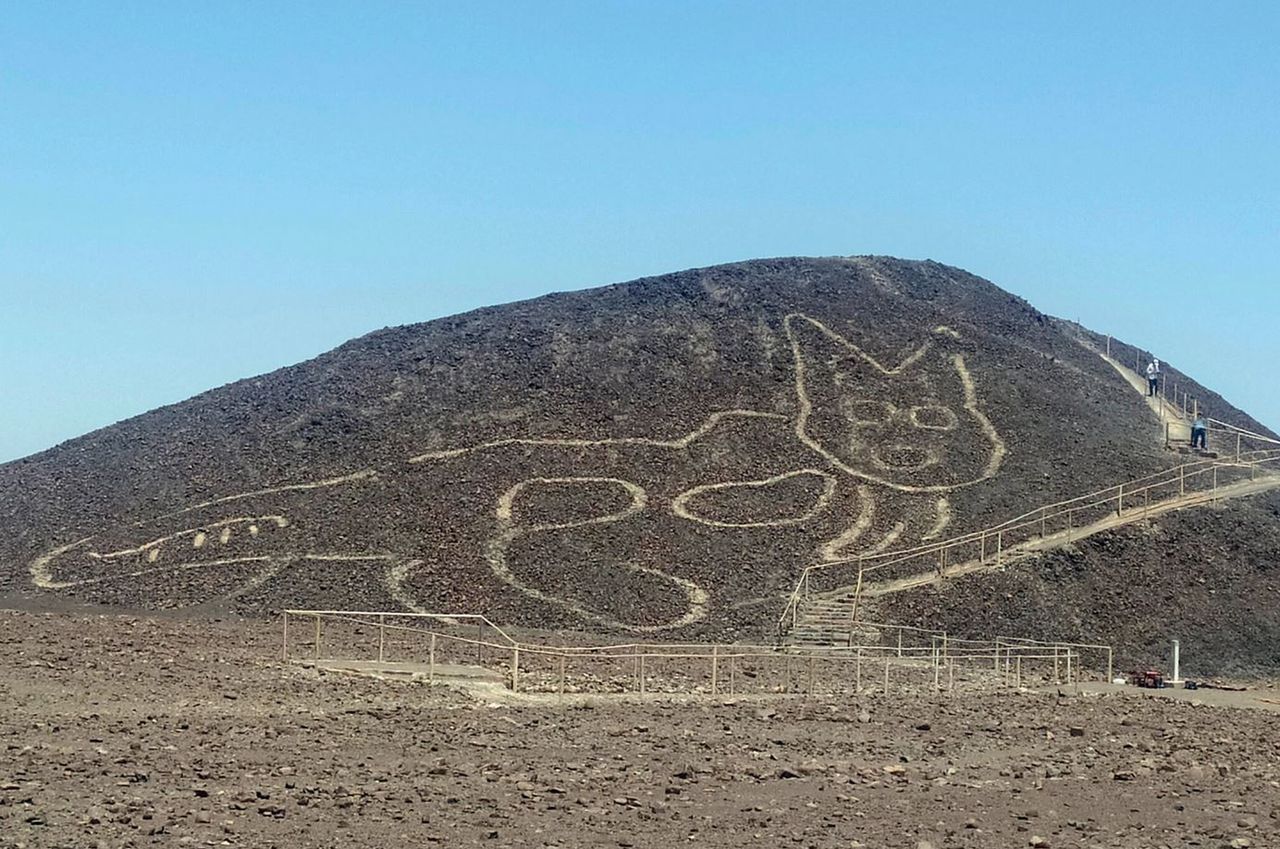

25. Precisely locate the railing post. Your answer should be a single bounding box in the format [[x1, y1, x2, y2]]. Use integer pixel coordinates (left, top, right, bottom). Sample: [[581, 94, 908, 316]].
[[639, 653, 646, 696], [1237, 432, 1242, 462], [897, 627, 903, 658], [511, 646, 520, 692], [378, 614, 386, 663], [996, 531, 1003, 567], [559, 654, 567, 699], [710, 646, 719, 695], [281, 612, 289, 662], [313, 615, 321, 661], [849, 562, 864, 623], [1117, 484, 1123, 516], [979, 532, 986, 563], [932, 638, 940, 691], [429, 633, 437, 682], [1040, 506, 1046, 538], [1180, 465, 1185, 496]]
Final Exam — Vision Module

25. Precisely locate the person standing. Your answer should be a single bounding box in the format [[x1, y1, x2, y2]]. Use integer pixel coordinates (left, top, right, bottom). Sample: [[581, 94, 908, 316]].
[[1191, 416, 1208, 450], [1146, 359, 1160, 396]]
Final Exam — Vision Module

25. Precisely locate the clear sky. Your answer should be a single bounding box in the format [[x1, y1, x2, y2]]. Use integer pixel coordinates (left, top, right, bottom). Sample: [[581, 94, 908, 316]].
[[2, 2, 1277, 463]]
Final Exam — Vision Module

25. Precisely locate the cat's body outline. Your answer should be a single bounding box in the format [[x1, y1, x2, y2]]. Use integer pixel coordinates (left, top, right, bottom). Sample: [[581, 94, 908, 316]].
[[31, 313, 1006, 630]]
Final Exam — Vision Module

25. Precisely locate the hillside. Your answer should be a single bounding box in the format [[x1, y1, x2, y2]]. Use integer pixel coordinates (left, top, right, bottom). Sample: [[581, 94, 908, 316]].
[[0, 256, 1272, 648], [882, 487, 1280, 675]]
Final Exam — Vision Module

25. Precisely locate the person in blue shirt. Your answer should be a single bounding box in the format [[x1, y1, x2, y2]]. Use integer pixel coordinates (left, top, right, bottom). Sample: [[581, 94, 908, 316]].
[[1191, 416, 1207, 450]]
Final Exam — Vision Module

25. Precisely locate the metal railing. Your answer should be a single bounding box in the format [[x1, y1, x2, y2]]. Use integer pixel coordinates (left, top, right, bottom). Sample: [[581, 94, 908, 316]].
[[281, 609, 1110, 697], [778, 447, 1280, 638]]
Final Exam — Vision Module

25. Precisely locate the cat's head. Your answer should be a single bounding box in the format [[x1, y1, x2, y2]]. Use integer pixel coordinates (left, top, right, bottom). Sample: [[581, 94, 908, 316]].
[[785, 314, 1005, 491]]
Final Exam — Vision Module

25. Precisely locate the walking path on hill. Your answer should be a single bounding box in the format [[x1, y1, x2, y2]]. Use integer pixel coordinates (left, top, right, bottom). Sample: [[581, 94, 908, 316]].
[[859, 473, 1280, 599], [782, 340, 1280, 646], [1094, 347, 1192, 444]]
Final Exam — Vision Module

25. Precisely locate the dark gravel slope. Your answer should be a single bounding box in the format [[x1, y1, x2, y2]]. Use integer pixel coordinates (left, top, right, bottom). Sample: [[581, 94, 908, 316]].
[[0, 256, 1269, 644]]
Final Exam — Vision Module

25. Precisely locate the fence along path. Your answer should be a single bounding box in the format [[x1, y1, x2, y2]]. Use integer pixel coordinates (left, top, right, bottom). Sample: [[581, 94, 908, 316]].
[[280, 608, 1110, 697], [1091, 331, 1280, 454], [780, 337, 1280, 645], [779, 448, 1280, 644]]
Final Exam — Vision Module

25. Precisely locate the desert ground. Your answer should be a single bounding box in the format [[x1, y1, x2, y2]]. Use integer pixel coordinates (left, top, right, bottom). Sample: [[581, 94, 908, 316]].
[[2, 609, 1277, 849]]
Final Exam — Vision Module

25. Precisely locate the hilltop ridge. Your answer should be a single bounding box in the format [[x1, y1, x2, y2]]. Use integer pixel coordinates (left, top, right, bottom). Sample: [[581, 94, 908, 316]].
[[0, 256, 1273, 661]]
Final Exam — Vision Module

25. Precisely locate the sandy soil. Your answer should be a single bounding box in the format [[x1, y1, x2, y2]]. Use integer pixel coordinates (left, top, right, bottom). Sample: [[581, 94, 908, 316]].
[[2, 610, 1277, 849]]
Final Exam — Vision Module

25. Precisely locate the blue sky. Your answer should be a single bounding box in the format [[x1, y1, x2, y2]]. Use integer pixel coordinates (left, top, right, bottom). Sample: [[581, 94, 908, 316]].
[[2, 2, 1277, 463]]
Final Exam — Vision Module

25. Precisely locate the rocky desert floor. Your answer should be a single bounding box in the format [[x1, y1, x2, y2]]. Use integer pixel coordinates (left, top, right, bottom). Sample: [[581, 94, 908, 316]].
[[1, 610, 1278, 849]]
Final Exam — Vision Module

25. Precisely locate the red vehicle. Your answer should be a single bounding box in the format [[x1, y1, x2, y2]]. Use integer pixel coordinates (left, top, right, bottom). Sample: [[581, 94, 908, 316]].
[[1131, 669, 1165, 688]]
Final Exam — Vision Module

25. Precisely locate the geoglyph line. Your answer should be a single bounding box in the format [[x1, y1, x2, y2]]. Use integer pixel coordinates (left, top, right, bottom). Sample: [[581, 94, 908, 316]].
[[155, 471, 379, 520], [481, 476, 709, 631], [495, 477, 648, 532], [923, 497, 952, 540], [90, 516, 289, 560], [786, 312, 1007, 492], [33, 311, 1006, 630], [33, 556, 274, 590], [671, 469, 837, 528], [408, 410, 788, 463], [817, 485, 875, 562]]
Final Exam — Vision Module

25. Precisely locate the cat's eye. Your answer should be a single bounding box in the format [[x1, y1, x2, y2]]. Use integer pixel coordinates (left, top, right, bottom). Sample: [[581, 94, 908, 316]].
[[843, 400, 895, 424], [909, 404, 959, 431]]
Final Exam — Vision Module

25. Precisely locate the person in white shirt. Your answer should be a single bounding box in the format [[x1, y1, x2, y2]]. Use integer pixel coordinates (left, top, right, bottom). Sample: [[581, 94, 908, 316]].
[[1145, 360, 1160, 396]]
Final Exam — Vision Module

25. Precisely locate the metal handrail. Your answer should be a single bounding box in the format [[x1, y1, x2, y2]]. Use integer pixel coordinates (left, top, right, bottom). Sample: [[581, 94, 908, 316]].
[[284, 609, 519, 646], [282, 608, 1109, 694], [778, 448, 1280, 635]]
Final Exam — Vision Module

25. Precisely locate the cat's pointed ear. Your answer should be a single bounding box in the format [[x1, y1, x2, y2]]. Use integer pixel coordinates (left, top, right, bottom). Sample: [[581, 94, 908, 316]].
[[785, 313, 851, 370], [786, 313, 932, 375], [930, 324, 979, 355]]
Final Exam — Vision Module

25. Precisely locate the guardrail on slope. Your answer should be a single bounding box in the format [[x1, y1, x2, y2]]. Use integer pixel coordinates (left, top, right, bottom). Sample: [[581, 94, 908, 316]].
[[777, 448, 1280, 638]]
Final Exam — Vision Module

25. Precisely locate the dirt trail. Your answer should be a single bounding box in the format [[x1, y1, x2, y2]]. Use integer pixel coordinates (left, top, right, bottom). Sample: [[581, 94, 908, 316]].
[[1093, 346, 1191, 443]]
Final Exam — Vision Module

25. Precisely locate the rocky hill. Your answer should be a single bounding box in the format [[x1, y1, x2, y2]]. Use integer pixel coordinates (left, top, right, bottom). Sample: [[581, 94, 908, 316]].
[[0, 256, 1273, 657]]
